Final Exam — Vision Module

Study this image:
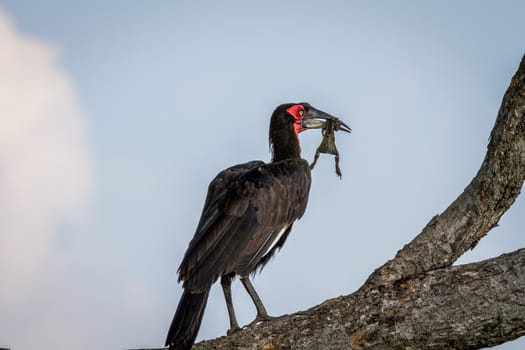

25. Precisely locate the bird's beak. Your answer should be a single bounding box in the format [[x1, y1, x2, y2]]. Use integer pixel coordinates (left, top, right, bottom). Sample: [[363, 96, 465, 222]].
[[301, 108, 352, 133]]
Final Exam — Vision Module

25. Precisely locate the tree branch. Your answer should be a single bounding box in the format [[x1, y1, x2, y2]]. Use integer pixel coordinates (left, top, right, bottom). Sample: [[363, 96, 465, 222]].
[[194, 249, 525, 349], [366, 54, 525, 285]]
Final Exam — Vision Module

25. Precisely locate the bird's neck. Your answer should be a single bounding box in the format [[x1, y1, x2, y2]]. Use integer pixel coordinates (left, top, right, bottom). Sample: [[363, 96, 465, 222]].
[[270, 127, 301, 162]]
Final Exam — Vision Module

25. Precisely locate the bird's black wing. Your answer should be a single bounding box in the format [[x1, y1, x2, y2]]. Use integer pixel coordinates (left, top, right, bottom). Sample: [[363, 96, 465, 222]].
[[232, 159, 311, 275], [178, 158, 311, 292], [187, 160, 265, 249], [177, 160, 264, 291]]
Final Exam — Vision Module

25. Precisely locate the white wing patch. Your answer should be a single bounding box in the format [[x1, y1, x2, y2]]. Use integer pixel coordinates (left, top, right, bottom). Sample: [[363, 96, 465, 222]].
[[262, 224, 290, 258]]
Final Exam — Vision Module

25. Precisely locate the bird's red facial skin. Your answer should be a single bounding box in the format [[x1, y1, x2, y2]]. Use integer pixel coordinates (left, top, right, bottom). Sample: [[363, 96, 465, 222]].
[[286, 104, 306, 134]]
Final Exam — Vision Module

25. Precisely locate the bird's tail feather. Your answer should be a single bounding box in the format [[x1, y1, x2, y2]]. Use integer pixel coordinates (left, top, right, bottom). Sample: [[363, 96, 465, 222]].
[[165, 289, 210, 350]]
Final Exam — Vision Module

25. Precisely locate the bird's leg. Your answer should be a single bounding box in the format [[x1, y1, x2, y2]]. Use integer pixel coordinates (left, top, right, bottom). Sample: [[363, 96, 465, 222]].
[[240, 276, 273, 324], [220, 275, 241, 335]]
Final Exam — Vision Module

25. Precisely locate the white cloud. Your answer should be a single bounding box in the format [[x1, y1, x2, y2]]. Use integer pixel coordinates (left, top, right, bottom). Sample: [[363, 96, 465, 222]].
[[0, 9, 93, 346]]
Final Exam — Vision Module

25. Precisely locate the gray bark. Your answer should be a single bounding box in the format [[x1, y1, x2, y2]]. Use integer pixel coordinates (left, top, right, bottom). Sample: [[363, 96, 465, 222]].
[[194, 250, 525, 350], [189, 54, 525, 349]]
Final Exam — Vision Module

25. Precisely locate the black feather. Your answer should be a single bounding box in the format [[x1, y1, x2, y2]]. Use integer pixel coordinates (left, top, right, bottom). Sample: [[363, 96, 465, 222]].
[[165, 289, 209, 350]]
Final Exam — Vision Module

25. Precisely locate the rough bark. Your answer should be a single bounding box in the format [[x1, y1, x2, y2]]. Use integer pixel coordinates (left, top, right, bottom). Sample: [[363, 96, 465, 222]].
[[159, 54, 525, 350], [193, 249, 525, 350]]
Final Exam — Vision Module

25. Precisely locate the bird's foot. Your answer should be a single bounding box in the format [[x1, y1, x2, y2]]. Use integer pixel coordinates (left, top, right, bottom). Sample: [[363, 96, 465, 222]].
[[226, 325, 241, 335], [246, 314, 276, 327]]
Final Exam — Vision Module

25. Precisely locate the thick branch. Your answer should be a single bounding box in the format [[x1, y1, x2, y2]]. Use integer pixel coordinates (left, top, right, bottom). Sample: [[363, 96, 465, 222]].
[[194, 249, 525, 350], [367, 54, 525, 285]]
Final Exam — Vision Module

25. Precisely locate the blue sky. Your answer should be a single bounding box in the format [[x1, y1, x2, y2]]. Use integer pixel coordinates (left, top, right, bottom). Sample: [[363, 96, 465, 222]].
[[0, 1, 524, 349]]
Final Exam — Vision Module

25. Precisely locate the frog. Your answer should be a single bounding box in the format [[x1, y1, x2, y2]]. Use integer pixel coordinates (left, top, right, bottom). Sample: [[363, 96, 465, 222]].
[[310, 117, 349, 177]]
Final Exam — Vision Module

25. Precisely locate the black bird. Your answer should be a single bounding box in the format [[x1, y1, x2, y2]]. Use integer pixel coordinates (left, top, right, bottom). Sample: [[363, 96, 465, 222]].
[[165, 103, 351, 350]]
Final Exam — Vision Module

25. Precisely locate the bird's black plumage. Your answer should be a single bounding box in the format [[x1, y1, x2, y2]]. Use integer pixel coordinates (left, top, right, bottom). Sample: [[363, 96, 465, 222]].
[[178, 157, 311, 292], [166, 103, 341, 350]]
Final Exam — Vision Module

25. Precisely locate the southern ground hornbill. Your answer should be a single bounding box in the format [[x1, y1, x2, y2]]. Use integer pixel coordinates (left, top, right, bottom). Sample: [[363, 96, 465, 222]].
[[166, 102, 351, 350]]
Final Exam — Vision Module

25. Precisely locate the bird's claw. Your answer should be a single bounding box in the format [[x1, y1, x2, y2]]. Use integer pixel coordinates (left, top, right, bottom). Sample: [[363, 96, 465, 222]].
[[227, 326, 241, 335], [246, 314, 276, 327]]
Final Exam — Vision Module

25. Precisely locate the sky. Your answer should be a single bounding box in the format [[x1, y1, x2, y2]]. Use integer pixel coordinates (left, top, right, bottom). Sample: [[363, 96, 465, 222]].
[[0, 1, 524, 349]]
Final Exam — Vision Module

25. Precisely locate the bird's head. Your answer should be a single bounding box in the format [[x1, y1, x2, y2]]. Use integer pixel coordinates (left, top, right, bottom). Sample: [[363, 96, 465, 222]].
[[269, 102, 351, 161], [284, 103, 351, 134]]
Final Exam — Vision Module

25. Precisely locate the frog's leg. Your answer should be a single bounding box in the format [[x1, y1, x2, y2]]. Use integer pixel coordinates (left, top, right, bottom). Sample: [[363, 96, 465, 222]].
[[334, 149, 342, 178], [310, 148, 321, 169]]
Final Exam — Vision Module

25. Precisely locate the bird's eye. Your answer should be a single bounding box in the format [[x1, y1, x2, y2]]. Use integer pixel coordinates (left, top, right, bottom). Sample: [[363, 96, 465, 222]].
[[298, 110, 304, 116]]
